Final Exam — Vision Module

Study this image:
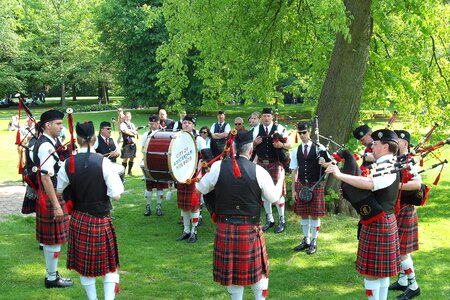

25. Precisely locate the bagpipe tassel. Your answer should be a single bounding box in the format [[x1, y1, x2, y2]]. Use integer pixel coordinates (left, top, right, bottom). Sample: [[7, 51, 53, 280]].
[[68, 154, 75, 173], [433, 168, 443, 185], [18, 150, 24, 174], [294, 132, 298, 143], [420, 159, 424, 167], [229, 140, 241, 177]]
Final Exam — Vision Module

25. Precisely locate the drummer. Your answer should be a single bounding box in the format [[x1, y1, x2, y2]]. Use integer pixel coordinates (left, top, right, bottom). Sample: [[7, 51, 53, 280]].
[[176, 115, 203, 243], [141, 114, 168, 217]]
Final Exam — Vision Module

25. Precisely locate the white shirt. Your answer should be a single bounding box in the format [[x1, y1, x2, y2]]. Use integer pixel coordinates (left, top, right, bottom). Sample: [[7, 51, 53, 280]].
[[210, 122, 231, 134], [372, 154, 397, 191], [57, 147, 124, 198], [94, 134, 117, 150], [251, 122, 288, 141], [37, 133, 59, 176], [289, 141, 325, 170], [196, 157, 281, 203]]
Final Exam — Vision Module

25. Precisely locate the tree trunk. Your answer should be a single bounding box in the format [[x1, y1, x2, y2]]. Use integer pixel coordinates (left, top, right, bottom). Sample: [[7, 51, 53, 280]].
[[72, 84, 77, 101], [316, 0, 373, 214], [61, 82, 66, 106]]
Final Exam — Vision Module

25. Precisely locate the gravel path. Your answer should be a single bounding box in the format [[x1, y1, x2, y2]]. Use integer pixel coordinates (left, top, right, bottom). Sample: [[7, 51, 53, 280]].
[[0, 183, 27, 222]]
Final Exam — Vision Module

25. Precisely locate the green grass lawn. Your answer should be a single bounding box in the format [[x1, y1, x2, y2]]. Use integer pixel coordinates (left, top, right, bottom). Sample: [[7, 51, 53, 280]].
[[0, 104, 449, 299]]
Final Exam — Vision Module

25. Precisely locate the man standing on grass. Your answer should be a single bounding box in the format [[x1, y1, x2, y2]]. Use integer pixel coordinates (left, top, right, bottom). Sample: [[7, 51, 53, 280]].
[[290, 122, 330, 255], [33, 109, 73, 288], [210, 111, 231, 157], [197, 130, 283, 300], [120, 111, 137, 176], [326, 129, 401, 300], [158, 108, 175, 130], [95, 121, 120, 163], [390, 130, 422, 300], [57, 121, 123, 300]]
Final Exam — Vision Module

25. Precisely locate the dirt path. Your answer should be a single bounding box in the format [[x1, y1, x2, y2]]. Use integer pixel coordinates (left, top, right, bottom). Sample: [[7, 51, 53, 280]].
[[0, 183, 27, 222]]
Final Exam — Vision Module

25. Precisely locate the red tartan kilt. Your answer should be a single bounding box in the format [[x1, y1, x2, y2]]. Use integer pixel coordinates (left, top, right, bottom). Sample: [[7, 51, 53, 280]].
[[177, 182, 200, 211], [214, 222, 269, 286], [397, 204, 419, 254], [293, 182, 326, 217], [257, 161, 286, 195], [67, 211, 119, 277], [36, 192, 69, 245], [146, 181, 168, 190], [22, 185, 37, 214], [356, 214, 400, 277]]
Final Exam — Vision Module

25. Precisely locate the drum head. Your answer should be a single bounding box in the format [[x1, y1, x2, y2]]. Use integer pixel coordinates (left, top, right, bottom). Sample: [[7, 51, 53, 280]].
[[168, 131, 198, 183]]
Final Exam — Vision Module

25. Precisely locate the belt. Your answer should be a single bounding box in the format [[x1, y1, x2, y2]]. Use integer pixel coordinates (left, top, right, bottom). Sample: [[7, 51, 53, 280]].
[[258, 158, 277, 165], [217, 215, 260, 225]]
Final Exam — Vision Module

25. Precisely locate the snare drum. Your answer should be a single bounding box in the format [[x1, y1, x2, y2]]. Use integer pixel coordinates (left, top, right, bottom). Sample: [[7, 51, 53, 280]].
[[143, 131, 198, 183]]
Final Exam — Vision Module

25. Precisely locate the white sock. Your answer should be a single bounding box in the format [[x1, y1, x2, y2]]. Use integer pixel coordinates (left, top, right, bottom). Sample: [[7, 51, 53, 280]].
[[397, 270, 407, 286], [104, 272, 119, 300], [263, 199, 274, 222], [301, 218, 310, 242], [379, 277, 389, 300], [311, 219, 321, 239], [227, 285, 244, 300], [156, 190, 163, 205], [251, 275, 268, 300], [191, 210, 200, 232], [364, 278, 380, 300], [181, 210, 191, 234], [145, 190, 152, 206], [43, 244, 61, 280], [80, 276, 97, 300], [402, 256, 419, 290], [276, 197, 285, 222]]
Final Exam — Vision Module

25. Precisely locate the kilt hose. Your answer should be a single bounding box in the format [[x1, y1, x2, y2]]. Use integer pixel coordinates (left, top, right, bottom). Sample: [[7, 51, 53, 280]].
[[21, 185, 37, 214], [177, 182, 200, 211], [36, 192, 69, 245], [214, 222, 269, 286], [146, 181, 168, 191], [121, 143, 136, 159], [67, 211, 119, 277], [397, 203, 419, 255], [356, 214, 400, 277], [257, 161, 286, 195], [293, 181, 326, 217]]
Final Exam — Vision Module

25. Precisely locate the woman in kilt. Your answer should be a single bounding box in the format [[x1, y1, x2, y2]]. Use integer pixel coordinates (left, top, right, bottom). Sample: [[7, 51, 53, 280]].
[[326, 129, 401, 300], [57, 122, 124, 300], [197, 130, 283, 300], [389, 130, 422, 300]]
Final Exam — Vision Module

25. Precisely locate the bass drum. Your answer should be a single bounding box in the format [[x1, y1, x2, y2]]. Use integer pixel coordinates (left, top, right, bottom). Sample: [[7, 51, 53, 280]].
[[143, 131, 198, 183]]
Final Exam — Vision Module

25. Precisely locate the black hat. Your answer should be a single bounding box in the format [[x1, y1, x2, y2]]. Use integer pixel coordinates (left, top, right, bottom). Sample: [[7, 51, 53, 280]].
[[297, 122, 310, 131], [235, 130, 254, 147], [353, 124, 372, 140], [76, 121, 95, 139], [183, 115, 196, 124], [372, 129, 398, 142], [262, 107, 272, 114], [218, 111, 225, 115], [100, 121, 111, 129], [394, 130, 410, 143], [40, 110, 64, 125], [149, 114, 159, 122]]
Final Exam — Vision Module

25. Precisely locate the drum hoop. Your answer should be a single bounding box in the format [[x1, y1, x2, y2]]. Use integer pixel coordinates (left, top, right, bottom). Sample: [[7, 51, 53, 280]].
[[167, 131, 198, 182], [143, 136, 152, 171]]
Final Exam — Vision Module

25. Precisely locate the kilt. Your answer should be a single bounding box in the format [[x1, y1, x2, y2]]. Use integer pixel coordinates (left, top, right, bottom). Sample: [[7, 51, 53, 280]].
[[67, 211, 119, 277], [293, 181, 326, 217], [356, 214, 400, 277], [121, 143, 136, 158], [146, 181, 168, 191], [36, 192, 70, 245], [257, 160, 286, 195], [214, 222, 269, 286], [22, 185, 37, 214], [397, 204, 419, 255], [177, 182, 200, 211]]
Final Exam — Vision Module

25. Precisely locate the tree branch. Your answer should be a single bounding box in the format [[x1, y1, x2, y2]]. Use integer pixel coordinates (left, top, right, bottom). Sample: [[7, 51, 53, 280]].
[[430, 35, 450, 91]]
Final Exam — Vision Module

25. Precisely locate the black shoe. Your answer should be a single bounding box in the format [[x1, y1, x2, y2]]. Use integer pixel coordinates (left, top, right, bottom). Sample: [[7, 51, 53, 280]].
[[396, 287, 421, 300], [45, 273, 73, 288], [262, 221, 275, 232], [144, 204, 151, 216], [389, 281, 408, 291], [39, 245, 43, 251], [306, 239, 317, 255], [274, 217, 286, 233], [176, 232, 190, 241], [187, 232, 198, 243], [156, 205, 162, 216], [293, 237, 310, 251]]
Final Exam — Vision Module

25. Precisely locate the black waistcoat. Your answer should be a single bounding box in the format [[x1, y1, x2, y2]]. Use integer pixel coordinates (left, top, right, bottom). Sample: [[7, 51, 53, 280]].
[[373, 173, 400, 215], [33, 135, 62, 188], [255, 124, 277, 159], [215, 157, 262, 219], [96, 135, 117, 162], [66, 153, 111, 215], [296, 144, 322, 183]]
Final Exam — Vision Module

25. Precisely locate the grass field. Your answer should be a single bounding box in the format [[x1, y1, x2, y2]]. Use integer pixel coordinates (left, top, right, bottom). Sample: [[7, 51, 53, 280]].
[[0, 102, 449, 299]]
